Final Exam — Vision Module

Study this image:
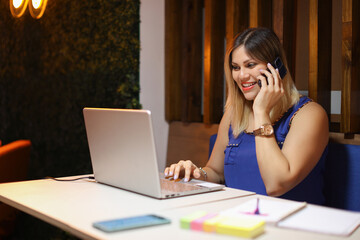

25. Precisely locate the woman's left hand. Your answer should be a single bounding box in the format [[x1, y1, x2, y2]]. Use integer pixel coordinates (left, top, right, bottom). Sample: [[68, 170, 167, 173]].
[[253, 63, 285, 116]]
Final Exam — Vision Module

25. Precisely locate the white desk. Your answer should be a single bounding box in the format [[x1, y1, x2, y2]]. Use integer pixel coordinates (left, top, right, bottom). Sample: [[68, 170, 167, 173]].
[[0, 176, 253, 240], [1, 176, 359, 240], [156, 195, 360, 240]]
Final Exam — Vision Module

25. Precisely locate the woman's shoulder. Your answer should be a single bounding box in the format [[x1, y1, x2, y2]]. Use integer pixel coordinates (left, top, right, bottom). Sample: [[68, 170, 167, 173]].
[[291, 99, 328, 127], [297, 97, 327, 117], [277, 96, 328, 131]]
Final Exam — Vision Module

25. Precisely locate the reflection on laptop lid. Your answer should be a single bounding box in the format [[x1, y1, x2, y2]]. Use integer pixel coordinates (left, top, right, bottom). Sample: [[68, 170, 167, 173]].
[[83, 108, 224, 199]]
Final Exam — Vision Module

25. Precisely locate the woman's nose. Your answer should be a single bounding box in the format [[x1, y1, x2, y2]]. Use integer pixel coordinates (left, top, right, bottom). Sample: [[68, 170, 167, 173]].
[[239, 70, 249, 80]]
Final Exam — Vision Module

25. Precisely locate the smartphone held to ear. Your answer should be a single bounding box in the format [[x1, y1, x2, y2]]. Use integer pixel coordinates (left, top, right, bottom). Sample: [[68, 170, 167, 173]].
[[258, 57, 287, 88]]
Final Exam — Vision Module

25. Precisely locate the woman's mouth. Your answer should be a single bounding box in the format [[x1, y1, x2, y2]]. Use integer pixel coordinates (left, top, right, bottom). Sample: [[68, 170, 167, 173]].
[[241, 82, 257, 91]]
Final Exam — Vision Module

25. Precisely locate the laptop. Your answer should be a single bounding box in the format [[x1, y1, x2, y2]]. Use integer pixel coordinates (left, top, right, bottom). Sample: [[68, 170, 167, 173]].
[[83, 108, 225, 199]]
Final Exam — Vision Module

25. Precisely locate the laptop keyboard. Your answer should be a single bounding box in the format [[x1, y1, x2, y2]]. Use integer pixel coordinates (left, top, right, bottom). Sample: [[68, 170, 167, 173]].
[[160, 178, 202, 193]]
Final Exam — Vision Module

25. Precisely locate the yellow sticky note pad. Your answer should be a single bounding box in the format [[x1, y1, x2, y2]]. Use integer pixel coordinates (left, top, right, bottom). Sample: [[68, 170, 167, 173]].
[[216, 217, 265, 238], [180, 211, 207, 229]]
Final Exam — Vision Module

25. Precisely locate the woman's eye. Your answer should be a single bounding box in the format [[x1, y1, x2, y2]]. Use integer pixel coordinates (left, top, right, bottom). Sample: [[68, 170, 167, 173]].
[[232, 65, 240, 70], [246, 62, 257, 68]]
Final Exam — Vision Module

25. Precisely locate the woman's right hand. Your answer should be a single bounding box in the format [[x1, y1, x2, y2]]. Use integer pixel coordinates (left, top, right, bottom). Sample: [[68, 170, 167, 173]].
[[164, 160, 202, 182]]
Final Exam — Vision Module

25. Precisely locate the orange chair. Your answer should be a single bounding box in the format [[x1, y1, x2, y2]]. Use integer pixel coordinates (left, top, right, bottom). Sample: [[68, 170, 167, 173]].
[[0, 140, 31, 238]]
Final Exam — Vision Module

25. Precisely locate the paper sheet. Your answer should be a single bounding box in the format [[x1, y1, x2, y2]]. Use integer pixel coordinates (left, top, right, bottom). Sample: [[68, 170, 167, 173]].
[[219, 198, 306, 224], [277, 205, 360, 236]]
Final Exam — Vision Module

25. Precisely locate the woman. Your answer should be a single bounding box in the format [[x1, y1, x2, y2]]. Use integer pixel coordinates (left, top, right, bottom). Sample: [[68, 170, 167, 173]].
[[164, 28, 329, 204]]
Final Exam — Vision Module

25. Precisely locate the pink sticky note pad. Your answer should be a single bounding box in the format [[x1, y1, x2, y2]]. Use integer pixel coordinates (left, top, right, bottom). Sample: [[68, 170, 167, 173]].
[[190, 213, 218, 231]]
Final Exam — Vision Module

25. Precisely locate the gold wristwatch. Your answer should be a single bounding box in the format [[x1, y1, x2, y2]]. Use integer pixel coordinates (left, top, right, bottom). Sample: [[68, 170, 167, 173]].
[[252, 123, 274, 136]]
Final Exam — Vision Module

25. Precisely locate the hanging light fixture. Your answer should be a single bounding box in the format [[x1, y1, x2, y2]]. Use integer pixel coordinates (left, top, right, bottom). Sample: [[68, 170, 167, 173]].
[[10, 0, 47, 19], [28, 0, 48, 19], [10, 0, 29, 18]]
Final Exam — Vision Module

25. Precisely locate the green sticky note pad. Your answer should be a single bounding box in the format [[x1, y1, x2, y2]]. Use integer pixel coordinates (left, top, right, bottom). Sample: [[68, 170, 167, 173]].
[[180, 211, 207, 229]]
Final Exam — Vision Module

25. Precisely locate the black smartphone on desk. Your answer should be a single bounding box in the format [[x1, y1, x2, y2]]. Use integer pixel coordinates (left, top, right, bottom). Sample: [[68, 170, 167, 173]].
[[258, 57, 287, 87], [93, 214, 171, 233]]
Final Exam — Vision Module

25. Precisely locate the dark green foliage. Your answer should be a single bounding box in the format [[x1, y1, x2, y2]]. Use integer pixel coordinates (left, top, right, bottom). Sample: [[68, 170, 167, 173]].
[[0, 0, 140, 238], [0, 0, 140, 179]]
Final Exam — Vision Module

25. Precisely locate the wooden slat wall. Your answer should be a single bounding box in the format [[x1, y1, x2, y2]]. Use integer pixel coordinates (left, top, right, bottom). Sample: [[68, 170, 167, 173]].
[[258, 0, 272, 28], [308, 0, 332, 115], [341, 0, 351, 132], [352, 0, 360, 132], [272, 0, 297, 80], [165, 0, 183, 122], [226, 0, 249, 54], [341, 0, 360, 133], [203, 0, 226, 124], [249, 0, 259, 27], [181, 0, 203, 122], [165, 0, 203, 123], [165, 0, 359, 133], [309, 0, 318, 102], [282, 0, 297, 80]]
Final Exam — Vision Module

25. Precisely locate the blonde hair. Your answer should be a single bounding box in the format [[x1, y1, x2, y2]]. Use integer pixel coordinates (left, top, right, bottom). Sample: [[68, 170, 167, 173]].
[[224, 28, 300, 138]]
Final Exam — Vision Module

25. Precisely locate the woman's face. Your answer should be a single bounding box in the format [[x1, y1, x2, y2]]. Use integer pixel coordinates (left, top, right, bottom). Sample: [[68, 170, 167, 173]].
[[231, 45, 267, 101]]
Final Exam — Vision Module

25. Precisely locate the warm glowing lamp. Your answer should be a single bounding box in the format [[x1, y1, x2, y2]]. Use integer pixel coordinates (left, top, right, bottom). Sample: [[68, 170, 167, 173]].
[[10, 0, 29, 18], [13, 0, 23, 8], [29, 0, 48, 19]]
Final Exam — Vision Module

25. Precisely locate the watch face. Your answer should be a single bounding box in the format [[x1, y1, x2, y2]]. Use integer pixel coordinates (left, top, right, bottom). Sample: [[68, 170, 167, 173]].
[[263, 124, 274, 136]]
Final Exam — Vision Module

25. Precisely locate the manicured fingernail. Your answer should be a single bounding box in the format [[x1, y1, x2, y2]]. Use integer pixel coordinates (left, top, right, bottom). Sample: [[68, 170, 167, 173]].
[[174, 174, 178, 180], [267, 63, 271, 67], [165, 172, 168, 176], [259, 69, 264, 72], [169, 171, 173, 175], [184, 178, 189, 182], [276, 68, 279, 72]]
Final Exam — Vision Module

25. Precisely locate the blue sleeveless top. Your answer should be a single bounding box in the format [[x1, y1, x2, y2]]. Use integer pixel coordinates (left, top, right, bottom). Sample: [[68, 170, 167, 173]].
[[224, 96, 327, 205]]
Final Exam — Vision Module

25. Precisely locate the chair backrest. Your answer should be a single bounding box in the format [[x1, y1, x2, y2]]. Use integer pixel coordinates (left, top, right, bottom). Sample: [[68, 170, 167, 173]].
[[0, 140, 31, 237], [323, 142, 360, 211], [0, 140, 31, 183]]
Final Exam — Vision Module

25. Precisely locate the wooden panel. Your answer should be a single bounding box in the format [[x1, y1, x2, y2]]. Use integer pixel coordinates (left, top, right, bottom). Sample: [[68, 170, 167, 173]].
[[249, 0, 258, 27], [273, 0, 297, 80], [258, 0, 272, 28], [165, 0, 183, 122], [309, 0, 318, 101], [249, 0, 272, 28], [203, 0, 226, 124], [181, 0, 204, 122], [166, 122, 219, 167], [351, 0, 360, 132], [341, 0, 352, 132], [309, 0, 332, 116], [341, 0, 360, 133], [283, 0, 297, 79], [226, 0, 249, 47], [272, 0, 284, 43], [317, 0, 332, 114]]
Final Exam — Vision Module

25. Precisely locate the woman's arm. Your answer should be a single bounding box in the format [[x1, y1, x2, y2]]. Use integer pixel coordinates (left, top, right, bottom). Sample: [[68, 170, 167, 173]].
[[255, 102, 329, 196]]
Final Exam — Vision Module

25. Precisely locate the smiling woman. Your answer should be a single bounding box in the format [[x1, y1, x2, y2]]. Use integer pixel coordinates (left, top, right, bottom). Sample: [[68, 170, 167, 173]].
[[164, 27, 329, 206]]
